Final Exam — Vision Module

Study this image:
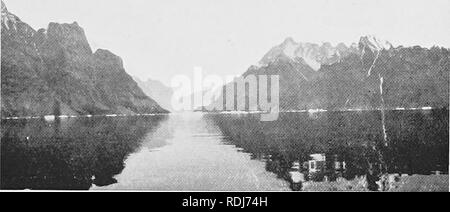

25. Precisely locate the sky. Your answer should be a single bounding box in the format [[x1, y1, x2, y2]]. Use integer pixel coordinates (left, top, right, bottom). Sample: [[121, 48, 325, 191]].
[[4, 0, 450, 86]]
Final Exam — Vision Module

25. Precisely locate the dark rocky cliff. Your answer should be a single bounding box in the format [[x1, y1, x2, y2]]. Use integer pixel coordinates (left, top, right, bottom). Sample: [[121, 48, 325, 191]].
[[1, 1, 168, 117]]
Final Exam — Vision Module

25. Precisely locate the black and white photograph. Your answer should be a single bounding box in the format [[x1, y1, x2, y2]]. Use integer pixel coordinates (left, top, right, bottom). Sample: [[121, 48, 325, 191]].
[[0, 0, 449, 196]]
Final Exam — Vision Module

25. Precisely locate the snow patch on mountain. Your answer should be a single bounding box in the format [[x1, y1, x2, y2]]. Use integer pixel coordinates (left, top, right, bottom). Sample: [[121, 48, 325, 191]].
[[1, 1, 19, 31], [359, 35, 392, 52], [359, 35, 393, 76], [259, 37, 357, 71]]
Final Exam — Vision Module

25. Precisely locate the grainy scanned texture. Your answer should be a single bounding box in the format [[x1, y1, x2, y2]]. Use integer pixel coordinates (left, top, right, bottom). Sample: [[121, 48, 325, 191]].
[[0, 0, 448, 192]]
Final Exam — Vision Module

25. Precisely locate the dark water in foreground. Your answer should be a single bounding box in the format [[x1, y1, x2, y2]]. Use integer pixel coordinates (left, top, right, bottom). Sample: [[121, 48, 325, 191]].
[[1, 110, 448, 190]]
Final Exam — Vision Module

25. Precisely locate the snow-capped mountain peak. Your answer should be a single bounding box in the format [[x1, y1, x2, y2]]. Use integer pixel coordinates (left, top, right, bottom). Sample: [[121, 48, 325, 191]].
[[280, 37, 300, 58], [1, 0, 6, 12], [259, 37, 358, 71], [1, 1, 20, 31], [359, 35, 393, 52], [358, 35, 393, 76]]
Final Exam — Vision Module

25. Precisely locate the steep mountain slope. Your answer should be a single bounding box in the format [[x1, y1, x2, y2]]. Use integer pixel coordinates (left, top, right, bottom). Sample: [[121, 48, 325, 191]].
[[210, 37, 449, 111], [1, 1, 168, 117]]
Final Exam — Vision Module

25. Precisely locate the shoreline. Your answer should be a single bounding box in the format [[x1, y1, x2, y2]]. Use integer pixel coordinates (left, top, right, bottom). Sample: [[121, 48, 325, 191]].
[[302, 174, 449, 192], [2, 107, 448, 120]]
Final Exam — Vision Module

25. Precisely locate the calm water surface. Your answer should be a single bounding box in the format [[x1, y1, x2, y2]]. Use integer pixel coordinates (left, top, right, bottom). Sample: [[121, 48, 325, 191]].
[[1, 110, 448, 190]]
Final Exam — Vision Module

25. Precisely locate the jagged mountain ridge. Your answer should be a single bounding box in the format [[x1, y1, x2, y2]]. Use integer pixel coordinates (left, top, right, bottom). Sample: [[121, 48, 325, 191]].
[[210, 36, 449, 111], [259, 37, 360, 70], [1, 1, 168, 117]]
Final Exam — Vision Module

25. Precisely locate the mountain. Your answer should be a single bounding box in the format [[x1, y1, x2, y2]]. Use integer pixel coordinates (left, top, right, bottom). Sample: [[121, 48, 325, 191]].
[[209, 36, 449, 111], [1, 1, 168, 117], [134, 77, 174, 112], [259, 37, 359, 70]]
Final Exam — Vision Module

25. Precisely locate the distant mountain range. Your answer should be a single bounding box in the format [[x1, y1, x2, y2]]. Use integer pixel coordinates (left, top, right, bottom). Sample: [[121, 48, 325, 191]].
[[1, 1, 168, 117], [134, 77, 174, 112], [2, 0, 448, 116], [209, 36, 449, 111]]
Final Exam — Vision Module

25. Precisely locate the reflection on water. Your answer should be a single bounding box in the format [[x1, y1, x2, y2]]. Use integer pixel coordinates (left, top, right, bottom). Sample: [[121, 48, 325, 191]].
[[93, 113, 289, 191], [1, 116, 167, 190], [1, 110, 448, 191], [207, 109, 449, 190]]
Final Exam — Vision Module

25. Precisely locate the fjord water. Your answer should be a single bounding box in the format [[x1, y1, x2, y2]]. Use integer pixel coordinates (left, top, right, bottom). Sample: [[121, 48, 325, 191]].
[[1, 110, 448, 190]]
